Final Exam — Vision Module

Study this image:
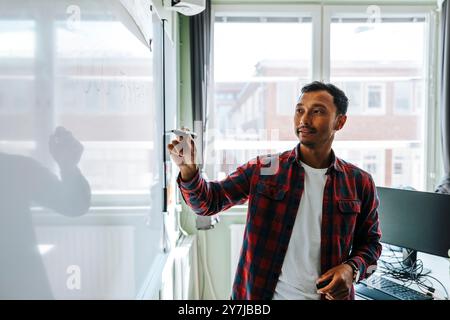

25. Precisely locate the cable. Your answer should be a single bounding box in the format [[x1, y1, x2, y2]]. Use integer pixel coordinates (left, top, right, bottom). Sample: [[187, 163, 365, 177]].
[[378, 245, 449, 300], [191, 230, 217, 299], [421, 274, 449, 300], [200, 230, 217, 299], [379, 245, 426, 282], [196, 232, 206, 299]]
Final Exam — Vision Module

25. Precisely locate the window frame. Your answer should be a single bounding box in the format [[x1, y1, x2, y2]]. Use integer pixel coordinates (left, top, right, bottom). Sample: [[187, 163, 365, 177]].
[[323, 4, 438, 192], [212, 4, 322, 81], [210, 3, 439, 197]]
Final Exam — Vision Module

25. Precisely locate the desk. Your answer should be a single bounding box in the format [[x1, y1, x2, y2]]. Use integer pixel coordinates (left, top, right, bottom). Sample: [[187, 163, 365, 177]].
[[356, 251, 450, 300]]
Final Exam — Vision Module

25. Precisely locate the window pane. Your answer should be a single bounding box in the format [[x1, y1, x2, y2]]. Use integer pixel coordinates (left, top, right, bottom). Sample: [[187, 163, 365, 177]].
[[0, 21, 35, 58], [330, 17, 427, 190], [394, 81, 413, 114], [211, 14, 313, 179], [276, 82, 300, 116], [367, 84, 383, 110], [0, 20, 36, 156], [343, 82, 363, 115]]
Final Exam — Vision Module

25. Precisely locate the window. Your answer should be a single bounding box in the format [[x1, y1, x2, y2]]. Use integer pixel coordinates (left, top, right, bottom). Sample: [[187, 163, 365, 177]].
[[0, 20, 35, 115], [365, 83, 385, 113], [211, 8, 315, 178], [336, 81, 386, 115], [0, 20, 35, 58], [413, 80, 425, 113], [342, 82, 363, 115], [394, 161, 403, 175], [328, 8, 430, 190], [362, 153, 384, 183], [211, 5, 434, 191], [333, 148, 385, 184], [276, 82, 299, 116], [394, 81, 413, 114], [364, 163, 377, 174], [391, 148, 423, 188]]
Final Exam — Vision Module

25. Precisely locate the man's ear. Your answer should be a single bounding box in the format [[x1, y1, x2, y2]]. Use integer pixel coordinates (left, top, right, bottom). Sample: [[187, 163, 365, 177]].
[[334, 114, 347, 131]]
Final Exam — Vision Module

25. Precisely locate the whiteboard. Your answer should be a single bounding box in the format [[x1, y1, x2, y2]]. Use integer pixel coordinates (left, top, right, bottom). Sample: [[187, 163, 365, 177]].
[[0, 0, 168, 299]]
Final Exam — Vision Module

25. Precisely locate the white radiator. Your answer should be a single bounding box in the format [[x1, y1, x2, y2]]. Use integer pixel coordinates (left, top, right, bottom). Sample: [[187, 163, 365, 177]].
[[161, 235, 199, 300], [35, 226, 135, 299], [229, 224, 245, 289]]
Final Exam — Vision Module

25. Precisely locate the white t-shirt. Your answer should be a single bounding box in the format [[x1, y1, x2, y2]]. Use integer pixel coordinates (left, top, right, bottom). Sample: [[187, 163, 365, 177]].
[[273, 161, 328, 300]]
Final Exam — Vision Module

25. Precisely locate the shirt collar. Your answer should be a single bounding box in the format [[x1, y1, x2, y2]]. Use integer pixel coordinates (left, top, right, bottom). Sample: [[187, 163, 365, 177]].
[[288, 143, 344, 173]]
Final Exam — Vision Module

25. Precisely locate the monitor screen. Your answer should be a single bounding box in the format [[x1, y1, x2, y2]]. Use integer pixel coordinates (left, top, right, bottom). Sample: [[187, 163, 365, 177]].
[[377, 186, 450, 258]]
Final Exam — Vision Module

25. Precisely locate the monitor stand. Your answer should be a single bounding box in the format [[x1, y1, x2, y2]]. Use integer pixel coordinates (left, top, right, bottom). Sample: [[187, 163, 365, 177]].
[[402, 248, 431, 278]]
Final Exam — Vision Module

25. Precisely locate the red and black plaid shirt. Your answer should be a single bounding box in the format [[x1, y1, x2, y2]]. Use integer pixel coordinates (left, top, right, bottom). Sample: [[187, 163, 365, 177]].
[[178, 143, 382, 300]]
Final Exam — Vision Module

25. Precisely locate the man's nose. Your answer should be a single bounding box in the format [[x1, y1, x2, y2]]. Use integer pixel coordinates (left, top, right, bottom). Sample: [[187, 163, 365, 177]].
[[300, 110, 312, 126]]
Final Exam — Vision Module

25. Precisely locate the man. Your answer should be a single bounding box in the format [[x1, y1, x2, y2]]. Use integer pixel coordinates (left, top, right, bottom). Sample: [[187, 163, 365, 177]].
[[167, 81, 382, 300]]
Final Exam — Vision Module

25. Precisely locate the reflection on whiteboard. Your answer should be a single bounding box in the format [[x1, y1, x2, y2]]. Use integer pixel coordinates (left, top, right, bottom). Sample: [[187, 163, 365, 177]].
[[0, 0, 164, 299]]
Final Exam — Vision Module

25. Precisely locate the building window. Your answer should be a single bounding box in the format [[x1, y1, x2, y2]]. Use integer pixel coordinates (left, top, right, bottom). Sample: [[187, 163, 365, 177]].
[[365, 163, 377, 175], [0, 20, 35, 115], [394, 162, 403, 175], [344, 82, 363, 115], [394, 81, 413, 114], [363, 154, 380, 179], [276, 82, 299, 116], [365, 83, 385, 114], [413, 80, 424, 113]]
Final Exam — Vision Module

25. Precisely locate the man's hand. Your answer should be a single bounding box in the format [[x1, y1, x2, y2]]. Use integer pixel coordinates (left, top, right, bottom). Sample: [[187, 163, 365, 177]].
[[167, 128, 198, 182], [49, 126, 83, 170], [316, 263, 354, 300]]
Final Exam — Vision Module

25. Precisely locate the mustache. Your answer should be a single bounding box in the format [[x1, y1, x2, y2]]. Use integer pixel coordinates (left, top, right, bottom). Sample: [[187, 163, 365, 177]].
[[296, 126, 316, 134]]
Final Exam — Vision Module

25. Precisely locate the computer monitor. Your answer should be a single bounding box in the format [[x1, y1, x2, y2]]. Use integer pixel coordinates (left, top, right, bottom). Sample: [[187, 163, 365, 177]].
[[376, 186, 450, 259]]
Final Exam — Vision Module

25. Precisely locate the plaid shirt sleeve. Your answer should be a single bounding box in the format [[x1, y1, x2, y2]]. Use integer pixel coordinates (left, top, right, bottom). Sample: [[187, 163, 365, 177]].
[[177, 158, 258, 216], [347, 174, 382, 280]]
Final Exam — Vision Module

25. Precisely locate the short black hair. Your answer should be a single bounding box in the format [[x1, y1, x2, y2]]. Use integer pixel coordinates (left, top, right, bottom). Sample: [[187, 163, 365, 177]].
[[300, 81, 348, 115]]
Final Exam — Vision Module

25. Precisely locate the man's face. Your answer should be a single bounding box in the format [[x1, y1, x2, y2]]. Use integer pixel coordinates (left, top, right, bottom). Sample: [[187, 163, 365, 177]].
[[294, 90, 346, 148]]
